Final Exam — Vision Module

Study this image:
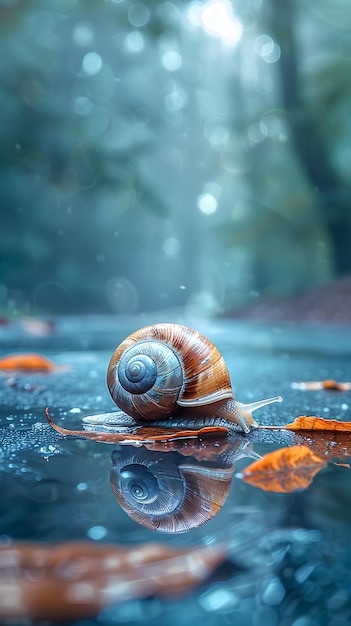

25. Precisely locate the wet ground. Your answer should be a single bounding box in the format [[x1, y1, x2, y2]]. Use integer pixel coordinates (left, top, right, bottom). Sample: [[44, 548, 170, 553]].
[[1, 315, 351, 625]]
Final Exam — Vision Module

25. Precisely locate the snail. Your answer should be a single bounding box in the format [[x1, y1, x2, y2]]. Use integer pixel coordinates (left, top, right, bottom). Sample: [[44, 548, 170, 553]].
[[103, 322, 282, 434]]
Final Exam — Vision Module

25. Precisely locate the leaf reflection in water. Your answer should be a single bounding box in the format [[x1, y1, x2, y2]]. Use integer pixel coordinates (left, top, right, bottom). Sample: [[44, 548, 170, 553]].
[[239, 445, 326, 493]]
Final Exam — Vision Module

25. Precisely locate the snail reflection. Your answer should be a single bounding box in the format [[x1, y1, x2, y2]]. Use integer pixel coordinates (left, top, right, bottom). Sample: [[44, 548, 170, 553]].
[[43, 322, 283, 531], [110, 436, 260, 533]]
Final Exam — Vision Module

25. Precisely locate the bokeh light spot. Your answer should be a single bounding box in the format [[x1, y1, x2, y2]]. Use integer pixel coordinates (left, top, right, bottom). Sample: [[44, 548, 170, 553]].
[[164, 89, 187, 111], [128, 3, 150, 28], [105, 276, 138, 314], [73, 22, 95, 47], [254, 75, 273, 95], [163, 237, 181, 256], [205, 121, 229, 150], [125, 31, 145, 52], [187, 0, 242, 47], [204, 181, 222, 198], [162, 50, 182, 71], [248, 122, 266, 143], [73, 96, 94, 116], [260, 111, 288, 141], [197, 193, 218, 214], [255, 35, 281, 63], [82, 52, 102, 75]]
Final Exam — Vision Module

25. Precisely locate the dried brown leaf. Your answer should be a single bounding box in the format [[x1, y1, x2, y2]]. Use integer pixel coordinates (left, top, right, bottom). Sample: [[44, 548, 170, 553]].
[[285, 416, 351, 432], [0, 541, 226, 621], [45, 408, 228, 444]]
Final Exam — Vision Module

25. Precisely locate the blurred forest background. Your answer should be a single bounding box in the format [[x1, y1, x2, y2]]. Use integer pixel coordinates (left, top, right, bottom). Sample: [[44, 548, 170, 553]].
[[1, 0, 351, 317]]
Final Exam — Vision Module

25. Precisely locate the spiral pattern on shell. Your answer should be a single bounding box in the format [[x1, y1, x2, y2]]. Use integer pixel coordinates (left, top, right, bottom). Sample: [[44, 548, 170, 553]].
[[107, 323, 233, 422]]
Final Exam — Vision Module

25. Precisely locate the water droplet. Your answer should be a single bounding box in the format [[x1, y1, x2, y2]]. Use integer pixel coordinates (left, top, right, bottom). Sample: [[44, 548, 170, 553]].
[[87, 525, 107, 540], [77, 482, 88, 491], [199, 585, 239, 611]]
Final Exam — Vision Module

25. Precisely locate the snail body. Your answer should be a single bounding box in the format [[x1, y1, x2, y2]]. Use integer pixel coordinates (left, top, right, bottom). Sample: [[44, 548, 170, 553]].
[[106, 323, 282, 433]]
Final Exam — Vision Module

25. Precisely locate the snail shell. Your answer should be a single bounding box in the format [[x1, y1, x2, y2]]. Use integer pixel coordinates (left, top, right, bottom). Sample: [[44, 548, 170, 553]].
[[106, 323, 282, 433], [110, 446, 235, 533], [107, 323, 232, 421]]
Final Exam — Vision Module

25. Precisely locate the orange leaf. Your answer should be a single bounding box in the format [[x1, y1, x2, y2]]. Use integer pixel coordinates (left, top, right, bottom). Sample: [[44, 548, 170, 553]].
[[260, 417, 351, 460], [44, 408, 228, 444], [0, 353, 66, 372], [285, 416, 351, 432], [240, 445, 326, 493], [291, 379, 351, 391]]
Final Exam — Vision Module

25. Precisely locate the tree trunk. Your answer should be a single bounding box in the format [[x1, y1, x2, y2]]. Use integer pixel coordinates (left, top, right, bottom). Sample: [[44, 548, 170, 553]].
[[269, 0, 351, 276]]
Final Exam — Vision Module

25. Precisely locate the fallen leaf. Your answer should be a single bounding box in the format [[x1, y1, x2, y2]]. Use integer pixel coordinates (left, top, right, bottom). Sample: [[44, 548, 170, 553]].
[[0, 353, 67, 372], [257, 417, 351, 460], [240, 445, 326, 493], [0, 541, 226, 621], [291, 380, 351, 391], [322, 380, 351, 390], [45, 408, 228, 444], [285, 416, 351, 432]]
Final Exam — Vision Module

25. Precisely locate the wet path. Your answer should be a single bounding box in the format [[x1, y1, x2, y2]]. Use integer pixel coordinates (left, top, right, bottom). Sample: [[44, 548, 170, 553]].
[[1, 316, 351, 625]]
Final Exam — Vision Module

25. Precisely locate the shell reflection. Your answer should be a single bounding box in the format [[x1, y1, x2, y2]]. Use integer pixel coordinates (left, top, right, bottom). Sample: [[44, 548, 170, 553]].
[[110, 437, 257, 533]]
